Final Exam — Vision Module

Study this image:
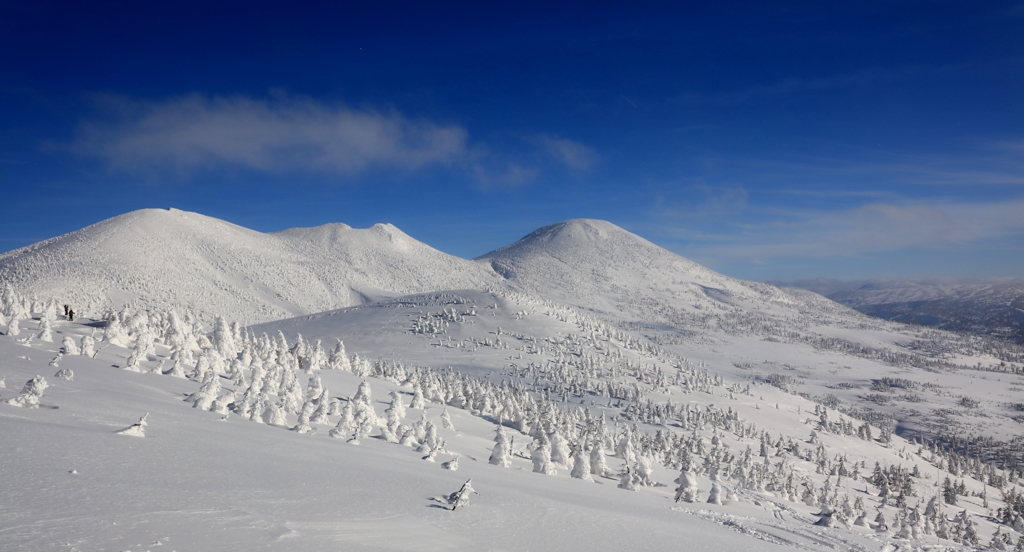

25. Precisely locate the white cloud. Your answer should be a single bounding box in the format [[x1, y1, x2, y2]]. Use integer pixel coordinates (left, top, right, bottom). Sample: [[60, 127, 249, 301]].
[[72, 93, 469, 175], [666, 200, 1024, 262], [537, 134, 598, 171]]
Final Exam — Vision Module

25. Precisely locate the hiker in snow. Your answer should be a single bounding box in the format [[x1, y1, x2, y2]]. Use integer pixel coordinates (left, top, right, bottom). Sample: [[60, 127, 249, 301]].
[[63, 304, 69, 317], [68, 308, 75, 322]]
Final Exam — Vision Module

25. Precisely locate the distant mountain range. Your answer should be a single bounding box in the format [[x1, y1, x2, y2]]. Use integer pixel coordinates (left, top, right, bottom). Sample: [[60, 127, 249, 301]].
[[774, 277, 1024, 344]]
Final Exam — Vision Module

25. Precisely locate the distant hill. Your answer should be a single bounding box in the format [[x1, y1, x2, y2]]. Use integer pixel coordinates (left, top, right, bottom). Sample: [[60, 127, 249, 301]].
[[775, 278, 1024, 344]]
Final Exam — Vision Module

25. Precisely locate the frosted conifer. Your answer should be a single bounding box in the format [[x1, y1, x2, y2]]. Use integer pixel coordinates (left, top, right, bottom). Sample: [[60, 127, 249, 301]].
[[37, 318, 53, 342], [212, 316, 236, 359], [163, 356, 188, 378], [6, 375, 48, 408], [590, 442, 611, 477], [102, 316, 129, 347], [618, 465, 637, 491], [54, 368, 73, 381], [265, 400, 289, 426], [489, 424, 512, 467], [674, 463, 700, 503], [328, 339, 351, 371], [707, 482, 723, 505], [309, 388, 332, 425], [293, 401, 316, 434], [7, 317, 21, 337], [440, 407, 455, 431], [532, 433, 556, 475], [116, 413, 148, 437], [410, 382, 426, 409], [549, 430, 571, 467], [186, 372, 221, 411], [570, 445, 594, 481], [448, 479, 476, 511], [306, 373, 323, 402], [874, 510, 889, 534], [61, 335, 80, 355]]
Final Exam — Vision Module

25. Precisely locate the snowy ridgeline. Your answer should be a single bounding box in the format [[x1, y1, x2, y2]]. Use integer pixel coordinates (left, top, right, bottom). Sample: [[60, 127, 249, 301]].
[[3, 283, 1024, 551]]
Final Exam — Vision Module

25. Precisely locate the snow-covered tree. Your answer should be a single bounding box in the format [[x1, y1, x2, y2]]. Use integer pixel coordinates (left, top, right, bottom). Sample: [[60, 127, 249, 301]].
[[618, 465, 637, 491], [706, 482, 723, 505], [102, 316, 130, 347], [60, 336, 80, 355], [292, 401, 316, 435], [37, 318, 53, 342], [78, 331, 95, 358], [448, 479, 477, 511], [186, 371, 221, 411], [532, 433, 557, 475], [330, 399, 355, 439], [328, 339, 351, 371], [489, 424, 512, 467], [440, 407, 455, 431], [116, 413, 148, 437], [674, 463, 700, 503], [410, 382, 426, 409], [212, 316, 237, 359], [7, 317, 21, 337], [6, 375, 48, 408], [590, 441, 612, 477], [570, 445, 594, 481], [550, 429, 571, 467], [309, 388, 332, 425]]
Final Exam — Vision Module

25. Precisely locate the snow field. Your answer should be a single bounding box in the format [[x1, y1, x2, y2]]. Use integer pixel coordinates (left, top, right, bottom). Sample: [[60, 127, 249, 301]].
[[3, 297, 1020, 551]]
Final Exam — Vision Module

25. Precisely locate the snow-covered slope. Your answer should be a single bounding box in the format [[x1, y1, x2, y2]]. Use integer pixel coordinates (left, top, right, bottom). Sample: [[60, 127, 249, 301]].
[[477, 219, 800, 324], [5, 212, 1024, 550], [0, 208, 499, 325], [3, 297, 1019, 551], [826, 280, 1024, 344]]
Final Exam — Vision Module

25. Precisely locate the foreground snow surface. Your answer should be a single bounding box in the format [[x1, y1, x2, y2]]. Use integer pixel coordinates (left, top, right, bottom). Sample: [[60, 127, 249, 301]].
[[0, 315, 994, 552], [0, 333, 782, 552]]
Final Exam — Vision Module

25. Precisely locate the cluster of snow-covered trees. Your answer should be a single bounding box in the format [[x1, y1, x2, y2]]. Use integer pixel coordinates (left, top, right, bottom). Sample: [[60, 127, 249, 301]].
[[7, 282, 1024, 547]]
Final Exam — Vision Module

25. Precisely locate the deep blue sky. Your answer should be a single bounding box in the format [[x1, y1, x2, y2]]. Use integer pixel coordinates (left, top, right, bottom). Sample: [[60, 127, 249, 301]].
[[2, 1, 1023, 280]]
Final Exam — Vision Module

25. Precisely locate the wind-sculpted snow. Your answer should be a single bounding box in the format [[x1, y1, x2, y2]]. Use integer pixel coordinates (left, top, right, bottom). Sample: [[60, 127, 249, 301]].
[[0, 208, 499, 325]]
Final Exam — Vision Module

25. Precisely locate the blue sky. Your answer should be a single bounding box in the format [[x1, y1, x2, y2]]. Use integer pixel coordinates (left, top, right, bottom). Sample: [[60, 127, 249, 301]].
[[2, 1, 1023, 281]]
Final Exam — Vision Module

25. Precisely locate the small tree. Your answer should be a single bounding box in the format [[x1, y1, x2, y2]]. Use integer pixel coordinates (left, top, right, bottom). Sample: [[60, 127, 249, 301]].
[[706, 482, 723, 505], [570, 444, 593, 481], [590, 442, 611, 477], [674, 463, 700, 503], [532, 433, 556, 475], [449, 479, 477, 511], [489, 424, 512, 467], [61, 336, 80, 355], [116, 413, 148, 437], [6, 375, 48, 408], [440, 407, 455, 431]]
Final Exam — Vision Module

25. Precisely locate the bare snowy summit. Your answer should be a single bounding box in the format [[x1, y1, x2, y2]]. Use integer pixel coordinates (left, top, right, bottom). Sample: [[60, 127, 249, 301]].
[[478, 218, 800, 323], [0, 208, 498, 324]]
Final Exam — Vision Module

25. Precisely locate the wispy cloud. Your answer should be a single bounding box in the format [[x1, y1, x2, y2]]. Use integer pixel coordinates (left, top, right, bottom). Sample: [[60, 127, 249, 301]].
[[68, 93, 601, 187], [672, 200, 1024, 262], [71, 93, 469, 176], [536, 134, 599, 171]]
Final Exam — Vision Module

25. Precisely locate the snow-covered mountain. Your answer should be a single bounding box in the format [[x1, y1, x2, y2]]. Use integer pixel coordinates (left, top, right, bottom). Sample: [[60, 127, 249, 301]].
[[0, 208, 498, 324], [479, 219, 800, 324], [828, 280, 1024, 344], [4, 210, 1024, 550]]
